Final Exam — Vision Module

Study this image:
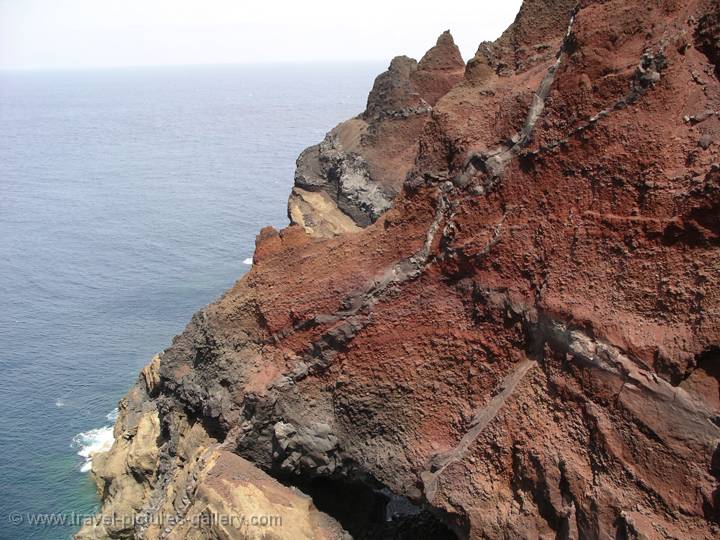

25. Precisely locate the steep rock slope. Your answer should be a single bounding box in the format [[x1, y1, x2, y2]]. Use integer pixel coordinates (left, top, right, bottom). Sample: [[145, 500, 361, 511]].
[[79, 0, 720, 538], [288, 31, 464, 236]]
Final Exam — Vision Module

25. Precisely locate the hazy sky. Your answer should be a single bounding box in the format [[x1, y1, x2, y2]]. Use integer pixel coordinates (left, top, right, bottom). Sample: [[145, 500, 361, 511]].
[[0, 0, 522, 70]]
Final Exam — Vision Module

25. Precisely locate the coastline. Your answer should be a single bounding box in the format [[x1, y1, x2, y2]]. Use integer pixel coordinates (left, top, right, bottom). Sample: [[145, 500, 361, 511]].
[[75, 1, 720, 538]]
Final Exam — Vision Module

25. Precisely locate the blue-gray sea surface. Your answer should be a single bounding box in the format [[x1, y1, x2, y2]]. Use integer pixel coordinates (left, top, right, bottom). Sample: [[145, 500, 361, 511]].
[[0, 62, 381, 539]]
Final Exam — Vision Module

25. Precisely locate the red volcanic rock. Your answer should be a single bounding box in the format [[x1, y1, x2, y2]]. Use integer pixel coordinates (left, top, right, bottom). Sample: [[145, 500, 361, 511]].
[[84, 1, 720, 539], [364, 31, 465, 118], [289, 32, 465, 235], [696, 1, 720, 77], [418, 30, 464, 71], [412, 30, 466, 106]]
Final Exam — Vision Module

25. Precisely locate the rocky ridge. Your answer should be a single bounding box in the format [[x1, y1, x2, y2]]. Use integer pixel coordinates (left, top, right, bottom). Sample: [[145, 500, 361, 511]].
[[79, 1, 720, 539], [288, 30, 464, 237]]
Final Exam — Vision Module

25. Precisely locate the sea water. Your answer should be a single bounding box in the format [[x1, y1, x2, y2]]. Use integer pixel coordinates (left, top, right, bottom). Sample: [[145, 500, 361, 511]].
[[0, 62, 381, 539]]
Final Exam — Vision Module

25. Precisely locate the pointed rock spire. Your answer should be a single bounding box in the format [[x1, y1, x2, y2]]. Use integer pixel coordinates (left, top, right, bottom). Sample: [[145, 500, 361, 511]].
[[363, 31, 466, 118], [411, 30, 466, 106], [363, 55, 424, 119], [418, 30, 465, 71]]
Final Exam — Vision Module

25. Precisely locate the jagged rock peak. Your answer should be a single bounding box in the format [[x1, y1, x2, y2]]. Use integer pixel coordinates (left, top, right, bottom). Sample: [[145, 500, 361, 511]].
[[364, 32, 466, 118], [388, 54, 418, 75], [412, 30, 466, 106], [417, 30, 465, 71], [363, 55, 425, 119]]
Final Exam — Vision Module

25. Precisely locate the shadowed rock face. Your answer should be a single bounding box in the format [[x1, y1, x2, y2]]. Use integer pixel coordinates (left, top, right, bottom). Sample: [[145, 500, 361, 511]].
[[288, 31, 465, 236], [79, 0, 720, 539], [695, 1, 720, 77], [363, 30, 465, 117], [364, 55, 425, 119]]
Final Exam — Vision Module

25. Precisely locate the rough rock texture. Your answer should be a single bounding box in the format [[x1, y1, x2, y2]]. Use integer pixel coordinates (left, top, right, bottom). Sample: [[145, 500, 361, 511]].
[[76, 361, 348, 540], [696, 2, 720, 77], [76, 360, 161, 540], [288, 32, 465, 236], [413, 31, 467, 106], [80, 0, 720, 539]]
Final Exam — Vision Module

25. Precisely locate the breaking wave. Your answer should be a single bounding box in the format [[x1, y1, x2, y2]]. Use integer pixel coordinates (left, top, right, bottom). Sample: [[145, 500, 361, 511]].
[[72, 411, 117, 473]]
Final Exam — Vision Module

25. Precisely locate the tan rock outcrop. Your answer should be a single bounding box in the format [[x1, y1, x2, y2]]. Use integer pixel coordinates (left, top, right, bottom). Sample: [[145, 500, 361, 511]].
[[76, 378, 160, 539], [288, 188, 361, 237], [76, 378, 347, 540], [168, 451, 348, 540]]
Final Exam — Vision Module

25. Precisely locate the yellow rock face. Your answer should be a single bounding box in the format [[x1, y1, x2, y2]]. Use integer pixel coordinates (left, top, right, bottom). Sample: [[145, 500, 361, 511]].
[[288, 187, 361, 238], [75, 359, 348, 540], [168, 451, 348, 540]]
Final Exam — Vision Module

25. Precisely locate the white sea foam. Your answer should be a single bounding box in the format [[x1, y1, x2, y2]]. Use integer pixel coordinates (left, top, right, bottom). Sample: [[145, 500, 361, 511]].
[[72, 411, 117, 473], [242, 257, 253, 265], [55, 398, 65, 407], [106, 408, 119, 421]]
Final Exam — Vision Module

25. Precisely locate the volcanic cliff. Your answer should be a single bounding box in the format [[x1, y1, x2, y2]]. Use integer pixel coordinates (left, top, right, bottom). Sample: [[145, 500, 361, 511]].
[[77, 0, 720, 538]]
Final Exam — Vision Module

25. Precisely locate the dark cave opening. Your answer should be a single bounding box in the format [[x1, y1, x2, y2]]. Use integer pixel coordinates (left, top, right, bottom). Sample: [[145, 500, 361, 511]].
[[280, 476, 459, 540]]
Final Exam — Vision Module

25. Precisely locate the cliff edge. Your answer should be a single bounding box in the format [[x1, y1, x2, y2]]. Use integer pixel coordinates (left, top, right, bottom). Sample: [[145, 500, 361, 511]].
[[78, 1, 720, 538]]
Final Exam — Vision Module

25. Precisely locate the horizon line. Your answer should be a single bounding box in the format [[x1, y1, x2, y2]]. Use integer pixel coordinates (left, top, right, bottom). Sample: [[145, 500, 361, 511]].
[[0, 58, 407, 74]]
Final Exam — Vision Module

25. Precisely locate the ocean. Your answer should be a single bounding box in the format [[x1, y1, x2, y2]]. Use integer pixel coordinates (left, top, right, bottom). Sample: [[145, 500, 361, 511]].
[[0, 62, 382, 539]]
